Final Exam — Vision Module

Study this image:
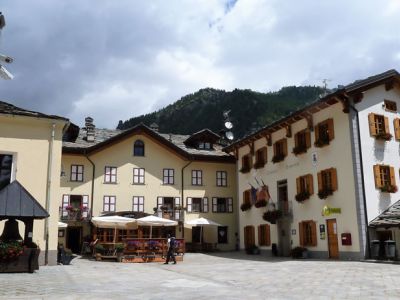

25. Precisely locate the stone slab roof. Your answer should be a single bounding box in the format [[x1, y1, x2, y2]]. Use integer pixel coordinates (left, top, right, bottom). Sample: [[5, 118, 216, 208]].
[[0, 100, 68, 121]]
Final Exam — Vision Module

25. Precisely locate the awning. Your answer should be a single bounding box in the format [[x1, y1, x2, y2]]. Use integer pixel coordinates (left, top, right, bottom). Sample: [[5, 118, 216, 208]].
[[91, 216, 137, 229], [369, 199, 400, 227]]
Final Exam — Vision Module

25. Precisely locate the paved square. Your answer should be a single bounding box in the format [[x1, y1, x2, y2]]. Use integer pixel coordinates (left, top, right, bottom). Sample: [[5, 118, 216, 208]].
[[0, 252, 399, 299]]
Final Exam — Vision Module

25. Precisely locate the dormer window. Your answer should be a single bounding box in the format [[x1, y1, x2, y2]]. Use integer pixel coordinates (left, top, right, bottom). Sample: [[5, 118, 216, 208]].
[[133, 140, 145, 156], [198, 142, 212, 150]]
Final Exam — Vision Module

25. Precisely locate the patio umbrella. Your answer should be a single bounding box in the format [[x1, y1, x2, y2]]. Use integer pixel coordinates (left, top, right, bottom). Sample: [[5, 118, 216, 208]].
[[186, 217, 222, 244], [136, 215, 178, 238], [91, 216, 137, 243], [58, 221, 68, 228]]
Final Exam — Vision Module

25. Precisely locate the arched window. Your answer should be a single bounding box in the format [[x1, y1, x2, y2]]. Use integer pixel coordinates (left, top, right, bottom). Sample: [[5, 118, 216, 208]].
[[133, 140, 145, 156]]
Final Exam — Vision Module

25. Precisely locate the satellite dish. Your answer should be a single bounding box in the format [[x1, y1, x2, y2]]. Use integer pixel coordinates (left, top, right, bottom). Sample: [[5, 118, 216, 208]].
[[225, 131, 234, 140], [224, 121, 233, 129]]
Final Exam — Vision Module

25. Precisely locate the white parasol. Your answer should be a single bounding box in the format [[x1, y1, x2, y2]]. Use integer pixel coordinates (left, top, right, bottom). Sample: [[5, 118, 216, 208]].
[[186, 217, 221, 244], [136, 215, 178, 238], [91, 216, 137, 243], [58, 221, 68, 228]]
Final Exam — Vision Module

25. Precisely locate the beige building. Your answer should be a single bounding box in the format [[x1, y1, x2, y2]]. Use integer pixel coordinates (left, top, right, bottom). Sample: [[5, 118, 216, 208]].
[[226, 69, 400, 260], [0, 100, 69, 265], [60, 120, 237, 252]]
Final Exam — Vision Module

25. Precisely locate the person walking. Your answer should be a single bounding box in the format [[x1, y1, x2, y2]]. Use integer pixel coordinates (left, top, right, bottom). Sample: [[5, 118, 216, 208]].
[[164, 234, 177, 264]]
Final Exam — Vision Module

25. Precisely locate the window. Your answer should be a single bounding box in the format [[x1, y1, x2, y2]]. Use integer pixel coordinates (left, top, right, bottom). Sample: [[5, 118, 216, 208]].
[[317, 168, 337, 199], [384, 100, 397, 112], [258, 224, 271, 246], [240, 154, 252, 173], [133, 168, 145, 184], [192, 170, 202, 186], [0, 154, 12, 190], [295, 174, 313, 202], [293, 129, 311, 155], [373, 165, 397, 193], [157, 197, 181, 220], [71, 165, 84, 182], [299, 220, 317, 247], [133, 140, 145, 156], [163, 169, 174, 185], [218, 226, 228, 244], [212, 197, 233, 213], [216, 171, 227, 187], [186, 197, 208, 213], [103, 196, 116, 212], [198, 142, 212, 150], [244, 225, 255, 249], [368, 113, 392, 140], [104, 166, 117, 183], [394, 118, 400, 140], [272, 139, 287, 163], [254, 147, 267, 169], [243, 189, 251, 204], [314, 119, 334, 147], [132, 196, 144, 212]]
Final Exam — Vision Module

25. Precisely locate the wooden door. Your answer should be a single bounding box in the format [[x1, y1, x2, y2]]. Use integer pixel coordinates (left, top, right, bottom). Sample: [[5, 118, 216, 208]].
[[244, 225, 255, 249], [326, 219, 339, 259]]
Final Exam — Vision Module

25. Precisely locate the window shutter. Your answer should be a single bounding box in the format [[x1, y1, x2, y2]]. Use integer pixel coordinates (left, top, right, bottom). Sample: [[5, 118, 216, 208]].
[[384, 116, 390, 134], [368, 113, 377, 136], [228, 198, 233, 212], [157, 197, 163, 217], [296, 177, 301, 194], [273, 143, 277, 160], [314, 123, 320, 142], [294, 132, 299, 148], [390, 166, 396, 187], [327, 118, 334, 141], [82, 195, 89, 218], [307, 174, 314, 195], [305, 130, 311, 148], [62, 195, 69, 217], [258, 225, 261, 246], [311, 221, 317, 247], [203, 197, 209, 212], [174, 197, 181, 219], [317, 172, 322, 192], [110, 196, 116, 212], [331, 168, 338, 191], [212, 197, 217, 212], [266, 224, 271, 246], [283, 139, 288, 156], [187, 197, 192, 213], [373, 165, 382, 188], [394, 119, 400, 140], [299, 222, 305, 247]]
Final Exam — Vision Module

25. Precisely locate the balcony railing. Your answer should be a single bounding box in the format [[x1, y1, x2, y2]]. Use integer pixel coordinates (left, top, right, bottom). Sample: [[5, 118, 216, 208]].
[[59, 207, 91, 221]]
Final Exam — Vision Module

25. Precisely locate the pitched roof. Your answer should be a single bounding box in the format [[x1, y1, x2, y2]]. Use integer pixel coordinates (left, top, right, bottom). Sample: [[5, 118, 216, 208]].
[[63, 123, 234, 162], [0, 181, 49, 220], [369, 199, 400, 228], [0, 100, 68, 122]]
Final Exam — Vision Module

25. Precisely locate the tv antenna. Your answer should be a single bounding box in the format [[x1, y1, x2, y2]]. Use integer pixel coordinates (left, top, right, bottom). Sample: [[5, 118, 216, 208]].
[[0, 12, 14, 80]]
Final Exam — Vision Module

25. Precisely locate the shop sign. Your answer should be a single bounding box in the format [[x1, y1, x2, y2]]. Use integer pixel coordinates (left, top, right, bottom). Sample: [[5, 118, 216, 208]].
[[322, 205, 341, 216]]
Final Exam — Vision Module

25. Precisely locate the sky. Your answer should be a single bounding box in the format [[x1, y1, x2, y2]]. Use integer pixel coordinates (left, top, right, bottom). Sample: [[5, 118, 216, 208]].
[[1, 0, 400, 128]]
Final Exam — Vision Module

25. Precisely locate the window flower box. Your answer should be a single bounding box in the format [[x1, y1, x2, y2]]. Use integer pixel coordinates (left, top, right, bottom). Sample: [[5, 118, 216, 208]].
[[272, 154, 285, 163], [295, 191, 310, 203], [262, 210, 282, 224], [254, 199, 267, 208], [314, 136, 330, 148], [240, 202, 252, 212], [239, 166, 251, 173], [253, 161, 265, 169], [0, 243, 40, 273], [292, 145, 308, 155], [317, 188, 333, 199], [380, 184, 398, 193], [375, 132, 392, 141]]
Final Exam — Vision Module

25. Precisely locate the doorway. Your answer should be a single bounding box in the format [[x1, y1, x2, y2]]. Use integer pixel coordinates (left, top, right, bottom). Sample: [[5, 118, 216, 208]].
[[244, 225, 255, 249], [192, 226, 202, 243], [67, 227, 82, 254], [326, 219, 339, 259], [277, 180, 291, 256]]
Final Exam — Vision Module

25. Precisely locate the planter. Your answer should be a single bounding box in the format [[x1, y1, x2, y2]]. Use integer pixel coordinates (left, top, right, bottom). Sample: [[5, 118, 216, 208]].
[[290, 247, 308, 259], [240, 202, 252, 212], [292, 145, 307, 155], [375, 133, 392, 141], [245, 245, 260, 255], [295, 191, 310, 203], [314, 137, 330, 147], [272, 154, 285, 163], [262, 210, 282, 224], [318, 188, 333, 199], [380, 185, 398, 193], [0, 248, 40, 273], [254, 199, 267, 208], [239, 167, 251, 174]]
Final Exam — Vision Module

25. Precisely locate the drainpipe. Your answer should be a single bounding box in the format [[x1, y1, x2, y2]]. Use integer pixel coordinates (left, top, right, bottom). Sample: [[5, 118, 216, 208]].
[[349, 103, 371, 259], [84, 151, 95, 235], [181, 159, 193, 238], [44, 123, 56, 265]]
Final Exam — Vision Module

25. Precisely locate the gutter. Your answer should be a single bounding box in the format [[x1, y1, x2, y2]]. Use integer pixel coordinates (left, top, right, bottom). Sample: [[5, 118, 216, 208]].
[[84, 151, 95, 231], [44, 123, 56, 265], [348, 103, 371, 259], [181, 159, 193, 238]]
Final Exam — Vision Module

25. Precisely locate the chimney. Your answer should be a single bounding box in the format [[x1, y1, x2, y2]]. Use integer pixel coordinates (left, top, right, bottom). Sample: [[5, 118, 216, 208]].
[[85, 117, 95, 142], [150, 123, 159, 132]]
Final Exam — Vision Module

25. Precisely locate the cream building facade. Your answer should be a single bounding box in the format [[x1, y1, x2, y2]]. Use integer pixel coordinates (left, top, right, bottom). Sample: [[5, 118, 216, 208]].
[[60, 121, 237, 253], [226, 69, 400, 260], [0, 101, 69, 265]]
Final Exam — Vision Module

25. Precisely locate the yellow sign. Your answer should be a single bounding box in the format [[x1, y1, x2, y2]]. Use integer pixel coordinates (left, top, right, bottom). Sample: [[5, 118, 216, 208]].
[[322, 205, 341, 216]]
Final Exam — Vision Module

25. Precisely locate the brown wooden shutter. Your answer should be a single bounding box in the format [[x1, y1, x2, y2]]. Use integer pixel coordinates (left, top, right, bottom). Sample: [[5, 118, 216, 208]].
[[299, 222, 305, 247], [258, 225, 261, 246], [294, 132, 299, 148], [311, 221, 317, 246], [305, 131, 311, 148], [314, 123, 320, 142], [373, 165, 382, 188], [273, 142, 277, 159], [384, 116, 390, 134], [390, 166, 396, 187], [265, 224, 271, 246], [296, 177, 301, 194], [307, 174, 314, 195], [368, 113, 377, 136], [331, 168, 338, 191], [283, 139, 287, 156], [317, 172, 322, 192], [327, 118, 334, 141], [394, 119, 400, 140]]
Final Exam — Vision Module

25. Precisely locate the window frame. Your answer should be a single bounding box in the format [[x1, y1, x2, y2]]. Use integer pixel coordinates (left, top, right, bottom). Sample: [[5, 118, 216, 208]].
[[70, 164, 84, 182], [272, 139, 287, 163], [216, 171, 227, 187], [314, 119, 334, 147], [133, 140, 145, 156], [163, 168, 175, 185], [104, 166, 117, 184], [258, 224, 271, 246], [191, 170, 203, 186], [133, 168, 145, 184], [0, 154, 13, 190], [299, 220, 317, 247], [212, 197, 233, 213], [103, 195, 116, 212], [384, 99, 397, 112], [240, 153, 252, 173], [132, 196, 144, 212], [254, 147, 267, 169]]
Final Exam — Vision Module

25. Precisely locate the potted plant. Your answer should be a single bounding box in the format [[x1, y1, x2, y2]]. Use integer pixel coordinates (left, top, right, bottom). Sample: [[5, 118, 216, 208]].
[[380, 184, 398, 193], [292, 145, 308, 155], [272, 154, 285, 163], [262, 210, 282, 224], [245, 244, 260, 255], [290, 246, 308, 259], [254, 199, 267, 208], [317, 188, 333, 199], [375, 132, 392, 141], [94, 244, 105, 261], [0, 241, 24, 262], [295, 191, 310, 203], [115, 243, 125, 262], [239, 166, 251, 173], [314, 135, 330, 147], [240, 202, 252, 211]]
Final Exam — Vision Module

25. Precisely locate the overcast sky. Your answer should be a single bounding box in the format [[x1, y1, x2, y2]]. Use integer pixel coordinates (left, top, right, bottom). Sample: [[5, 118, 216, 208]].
[[1, 0, 400, 128]]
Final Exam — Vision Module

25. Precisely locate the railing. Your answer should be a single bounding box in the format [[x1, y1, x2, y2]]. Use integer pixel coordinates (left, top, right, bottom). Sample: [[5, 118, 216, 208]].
[[119, 238, 185, 256], [59, 207, 91, 221]]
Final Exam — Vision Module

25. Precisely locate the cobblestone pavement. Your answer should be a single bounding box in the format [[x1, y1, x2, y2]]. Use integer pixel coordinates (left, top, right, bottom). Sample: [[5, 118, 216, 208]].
[[0, 252, 399, 300]]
